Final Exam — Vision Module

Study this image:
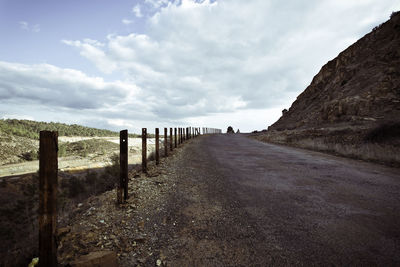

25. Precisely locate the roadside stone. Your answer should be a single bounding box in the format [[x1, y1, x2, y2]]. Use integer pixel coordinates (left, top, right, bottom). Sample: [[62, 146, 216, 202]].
[[71, 251, 118, 267], [58, 226, 71, 238]]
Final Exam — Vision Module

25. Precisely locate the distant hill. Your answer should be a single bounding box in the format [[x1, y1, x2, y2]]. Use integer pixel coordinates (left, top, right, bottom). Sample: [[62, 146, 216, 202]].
[[0, 119, 119, 139], [254, 11, 400, 166]]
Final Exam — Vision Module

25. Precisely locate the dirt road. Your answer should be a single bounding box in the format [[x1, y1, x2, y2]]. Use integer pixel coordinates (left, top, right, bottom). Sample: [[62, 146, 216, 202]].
[[139, 134, 400, 266]]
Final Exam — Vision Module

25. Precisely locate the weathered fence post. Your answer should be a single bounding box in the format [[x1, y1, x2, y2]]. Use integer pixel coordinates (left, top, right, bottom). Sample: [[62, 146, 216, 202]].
[[181, 128, 183, 143], [119, 130, 128, 202], [142, 128, 147, 173], [174, 127, 177, 148], [39, 131, 58, 267], [155, 128, 159, 165], [178, 128, 181, 145], [164, 128, 168, 157], [170, 128, 173, 151]]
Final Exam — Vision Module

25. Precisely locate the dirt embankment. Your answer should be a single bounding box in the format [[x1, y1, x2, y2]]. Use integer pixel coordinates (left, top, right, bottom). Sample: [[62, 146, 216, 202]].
[[250, 122, 400, 167]]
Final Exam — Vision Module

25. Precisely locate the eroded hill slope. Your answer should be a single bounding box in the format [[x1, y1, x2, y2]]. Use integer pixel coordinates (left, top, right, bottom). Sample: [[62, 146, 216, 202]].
[[255, 12, 400, 166]]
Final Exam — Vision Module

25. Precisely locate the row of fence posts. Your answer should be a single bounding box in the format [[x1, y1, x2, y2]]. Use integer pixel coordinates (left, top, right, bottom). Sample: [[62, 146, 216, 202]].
[[202, 127, 221, 134], [38, 126, 221, 266]]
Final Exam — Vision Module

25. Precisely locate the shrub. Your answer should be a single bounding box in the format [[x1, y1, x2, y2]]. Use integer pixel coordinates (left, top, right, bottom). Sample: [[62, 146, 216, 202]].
[[58, 144, 67, 157], [20, 150, 38, 161]]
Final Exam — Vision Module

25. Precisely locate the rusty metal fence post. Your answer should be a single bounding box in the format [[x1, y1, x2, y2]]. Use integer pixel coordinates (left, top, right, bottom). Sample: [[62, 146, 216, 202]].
[[142, 128, 147, 173], [39, 131, 58, 267], [164, 128, 168, 157], [155, 128, 160, 165]]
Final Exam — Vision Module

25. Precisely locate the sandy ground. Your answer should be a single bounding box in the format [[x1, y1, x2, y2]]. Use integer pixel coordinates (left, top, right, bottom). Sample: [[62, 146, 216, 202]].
[[0, 137, 159, 177]]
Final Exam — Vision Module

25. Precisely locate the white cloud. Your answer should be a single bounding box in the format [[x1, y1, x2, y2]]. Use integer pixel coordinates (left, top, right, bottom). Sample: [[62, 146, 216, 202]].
[[132, 4, 143, 17], [122, 19, 134, 25], [19, 21, 29, 30], [9, 0, 400, 132], [2, 114, 34, 121], [0, 61, 139, 110], [19, 21, 40, 32], [62, 39, 117, 74], [144, 0, 170, 9], [32, 24, 40, 32]]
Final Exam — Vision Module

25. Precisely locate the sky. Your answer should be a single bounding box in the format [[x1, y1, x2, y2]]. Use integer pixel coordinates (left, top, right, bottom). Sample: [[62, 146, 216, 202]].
[[0, 0, 398, 133]]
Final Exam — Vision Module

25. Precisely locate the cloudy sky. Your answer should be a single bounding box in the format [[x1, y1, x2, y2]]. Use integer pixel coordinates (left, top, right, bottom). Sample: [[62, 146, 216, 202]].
[[0, 0, 398, 133]]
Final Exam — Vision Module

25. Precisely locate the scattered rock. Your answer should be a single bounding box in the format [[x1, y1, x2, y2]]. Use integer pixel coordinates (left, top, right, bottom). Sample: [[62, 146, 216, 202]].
[[58, 226, 71, 238], [134, 235, 146, 243], [71, 251, 118, 267]]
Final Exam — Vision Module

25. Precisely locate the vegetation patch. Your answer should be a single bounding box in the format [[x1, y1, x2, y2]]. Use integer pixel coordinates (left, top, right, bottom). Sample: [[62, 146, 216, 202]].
[[0, 119, 139, 139], [59, 139, 119, 158]]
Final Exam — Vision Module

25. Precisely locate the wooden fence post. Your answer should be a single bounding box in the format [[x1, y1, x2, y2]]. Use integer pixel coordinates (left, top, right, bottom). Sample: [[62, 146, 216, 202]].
[[39, 131, 58, 267], [164, 128, 168, 157], [174, 128, 177, 148], [119, 130, 128, 202], [178, 128, 181, 145], [180, 128, 183, 143], [155, 128, 159, 165], [142, 128, 147, 173], [169, 128, 173, 151]]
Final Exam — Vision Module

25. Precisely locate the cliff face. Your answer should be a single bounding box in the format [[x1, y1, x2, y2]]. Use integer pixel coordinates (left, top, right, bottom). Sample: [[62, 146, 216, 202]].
[[270, 12, 400, 131], [254, 12, 400, 166]]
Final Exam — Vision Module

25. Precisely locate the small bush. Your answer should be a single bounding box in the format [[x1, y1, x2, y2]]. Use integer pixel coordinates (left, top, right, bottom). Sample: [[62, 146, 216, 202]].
[[20, 150, 38, 161], [58, 144, 67, 157]]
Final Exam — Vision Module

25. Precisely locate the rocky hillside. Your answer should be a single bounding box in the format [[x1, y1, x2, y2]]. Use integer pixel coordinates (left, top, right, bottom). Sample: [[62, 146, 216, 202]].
[[254, 12, 400, 166]]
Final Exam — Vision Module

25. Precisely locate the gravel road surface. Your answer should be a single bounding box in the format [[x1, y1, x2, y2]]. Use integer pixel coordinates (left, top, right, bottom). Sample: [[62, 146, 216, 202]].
[[143, 134, 400, 266]]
